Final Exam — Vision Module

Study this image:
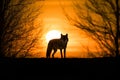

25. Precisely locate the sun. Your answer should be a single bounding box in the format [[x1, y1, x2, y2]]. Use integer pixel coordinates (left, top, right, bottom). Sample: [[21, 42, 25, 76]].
[[46, 30, 61, 43]]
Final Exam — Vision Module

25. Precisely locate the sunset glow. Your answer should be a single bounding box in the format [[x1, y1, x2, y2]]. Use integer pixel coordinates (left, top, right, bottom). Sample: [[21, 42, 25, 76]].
[[5, 0, 106, 58], [1, 0, 118, 58], [38, 0, 100, 58], [25, 0, 107, 58], [46, 30, 61, 43]]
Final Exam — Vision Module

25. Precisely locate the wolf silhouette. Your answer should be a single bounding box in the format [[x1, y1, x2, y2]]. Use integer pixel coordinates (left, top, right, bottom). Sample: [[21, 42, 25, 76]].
[[46, 33, 68, 58]]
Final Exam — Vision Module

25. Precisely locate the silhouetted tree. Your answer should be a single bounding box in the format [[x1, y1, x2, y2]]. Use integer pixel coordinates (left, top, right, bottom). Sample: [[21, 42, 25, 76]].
[[64, 0, 120, 57], [0, 0, 44, 57]]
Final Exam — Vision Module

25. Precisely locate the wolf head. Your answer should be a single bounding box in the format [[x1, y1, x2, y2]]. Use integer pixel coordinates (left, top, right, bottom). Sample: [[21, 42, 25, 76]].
[[60, 33, 68, 42]]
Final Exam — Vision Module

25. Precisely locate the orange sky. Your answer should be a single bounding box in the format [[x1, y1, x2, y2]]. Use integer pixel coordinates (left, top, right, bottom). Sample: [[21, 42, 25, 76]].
[[34, 0, 101, 58]]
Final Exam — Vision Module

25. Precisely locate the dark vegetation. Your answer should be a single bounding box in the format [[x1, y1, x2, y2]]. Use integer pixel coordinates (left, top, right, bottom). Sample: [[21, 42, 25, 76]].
[[62, 0, 120, 57], [0, 0, 43, 58]]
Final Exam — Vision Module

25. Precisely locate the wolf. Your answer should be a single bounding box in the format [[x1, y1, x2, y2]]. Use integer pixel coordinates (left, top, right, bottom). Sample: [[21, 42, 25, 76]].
[[46, 33, 69, 58]]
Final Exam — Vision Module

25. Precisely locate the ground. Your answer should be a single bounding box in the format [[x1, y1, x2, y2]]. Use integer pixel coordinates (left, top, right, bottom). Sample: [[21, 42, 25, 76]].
[[0, 57, 119, 78]]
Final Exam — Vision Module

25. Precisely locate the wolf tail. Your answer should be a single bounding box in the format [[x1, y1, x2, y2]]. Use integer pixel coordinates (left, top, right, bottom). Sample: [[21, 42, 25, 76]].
[[46, 44, 52, 58]]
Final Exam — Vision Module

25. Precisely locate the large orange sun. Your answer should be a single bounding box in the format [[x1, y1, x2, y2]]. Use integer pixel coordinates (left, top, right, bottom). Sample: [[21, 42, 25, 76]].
[[46, 30, 61, 43]]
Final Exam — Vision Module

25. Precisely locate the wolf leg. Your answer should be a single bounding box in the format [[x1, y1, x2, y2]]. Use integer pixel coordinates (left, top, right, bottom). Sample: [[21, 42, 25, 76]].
[[60, 49, 63, 58], [52, 49, 57, 58], [64, 48, 66, 58]]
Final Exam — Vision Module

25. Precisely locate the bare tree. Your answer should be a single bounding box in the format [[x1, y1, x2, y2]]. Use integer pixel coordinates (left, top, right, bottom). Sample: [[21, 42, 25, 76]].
[[0, 0, 44, 57], [63, 0, 120, 57]]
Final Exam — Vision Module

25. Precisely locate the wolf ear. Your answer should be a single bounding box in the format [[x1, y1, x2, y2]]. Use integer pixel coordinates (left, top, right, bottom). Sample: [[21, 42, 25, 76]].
[[61, 33, 63, 36], [66, 33, 68, 36]]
